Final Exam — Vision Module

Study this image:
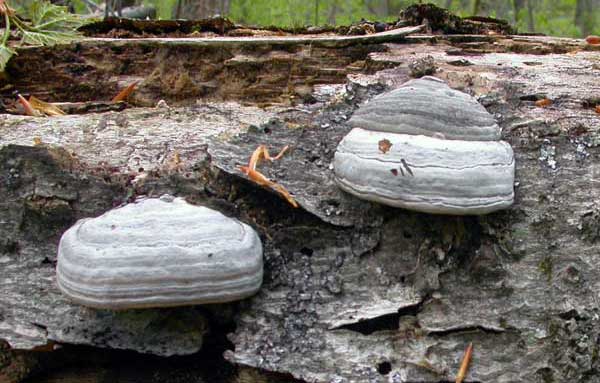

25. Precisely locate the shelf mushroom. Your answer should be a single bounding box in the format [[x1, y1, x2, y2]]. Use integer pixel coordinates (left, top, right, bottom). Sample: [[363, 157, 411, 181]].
[[333, 76, 515, 215], [56, 196, 263, 309]]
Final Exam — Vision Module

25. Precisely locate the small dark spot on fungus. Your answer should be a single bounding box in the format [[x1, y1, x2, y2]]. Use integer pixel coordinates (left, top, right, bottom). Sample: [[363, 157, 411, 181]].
[[334, 76, 515, 215], [400, 159, 414, 176], [378, 139, 392, 154], [377, 361, 392, 375]]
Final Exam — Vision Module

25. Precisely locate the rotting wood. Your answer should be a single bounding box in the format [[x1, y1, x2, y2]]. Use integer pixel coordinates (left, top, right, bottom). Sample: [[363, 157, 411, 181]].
[[84, 24, 425, 47]]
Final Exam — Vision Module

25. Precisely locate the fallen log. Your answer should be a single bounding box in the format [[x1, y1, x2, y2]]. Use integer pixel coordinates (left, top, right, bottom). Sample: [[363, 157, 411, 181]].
[[1, 10, 600, 383]]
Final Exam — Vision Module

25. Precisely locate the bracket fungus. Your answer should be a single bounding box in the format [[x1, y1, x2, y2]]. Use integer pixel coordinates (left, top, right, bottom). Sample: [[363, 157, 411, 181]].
[[56, 196, 263, 309], [333, 76, 515, 215]]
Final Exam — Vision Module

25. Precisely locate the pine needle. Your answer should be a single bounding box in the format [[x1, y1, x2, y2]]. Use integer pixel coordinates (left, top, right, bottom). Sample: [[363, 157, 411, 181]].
[[240, 145, 298, 208], [112, 81, 139, 103], [17, 94, 41, 116], [455, 342, 473, 383]]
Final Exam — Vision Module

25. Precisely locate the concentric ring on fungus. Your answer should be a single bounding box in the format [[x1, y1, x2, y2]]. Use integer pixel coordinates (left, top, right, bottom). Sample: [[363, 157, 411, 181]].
[[56, 196, 263, 309], [333, 76, 515, 215]]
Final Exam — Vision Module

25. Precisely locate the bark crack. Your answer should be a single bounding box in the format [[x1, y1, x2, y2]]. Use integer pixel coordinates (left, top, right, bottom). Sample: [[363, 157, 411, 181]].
[[330, 298, 426, 335]]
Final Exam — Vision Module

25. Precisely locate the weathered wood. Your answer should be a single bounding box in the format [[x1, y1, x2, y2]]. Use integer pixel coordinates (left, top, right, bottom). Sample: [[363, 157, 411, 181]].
[[1, 28, 600, 383], [85, 25, 424, 47], [0, 26, 421, 108]]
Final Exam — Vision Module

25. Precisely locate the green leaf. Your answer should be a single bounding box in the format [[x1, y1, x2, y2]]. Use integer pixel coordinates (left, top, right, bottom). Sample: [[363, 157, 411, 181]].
[[18, 0, 87, 46], [20, 29, 79, 46], [0, 44, 16, 72]]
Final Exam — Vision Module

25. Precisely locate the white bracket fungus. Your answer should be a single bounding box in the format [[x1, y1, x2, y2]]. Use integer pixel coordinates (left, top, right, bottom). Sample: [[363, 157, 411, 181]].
[[349, 76, 501, 141], [56, 196, 263, 309], [333, 76, 515, 215]]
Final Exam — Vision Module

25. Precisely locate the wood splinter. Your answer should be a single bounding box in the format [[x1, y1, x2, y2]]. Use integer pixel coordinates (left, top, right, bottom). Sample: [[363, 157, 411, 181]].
[[239, 145, 299, 208], [455, 342, 473, 383]]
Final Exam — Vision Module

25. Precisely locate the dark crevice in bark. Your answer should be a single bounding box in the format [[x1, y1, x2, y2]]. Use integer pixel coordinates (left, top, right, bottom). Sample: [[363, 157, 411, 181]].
[[30, 323, 48, 333], [428, 325, 509, 337], [332, 299, 427, 335], [21, 305, 239, 383], [334, 312, 400, 335]]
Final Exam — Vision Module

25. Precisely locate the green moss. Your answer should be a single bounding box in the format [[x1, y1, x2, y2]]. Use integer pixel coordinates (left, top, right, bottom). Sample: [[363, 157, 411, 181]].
[[511, 226, 529, 239], [538, 256, 553, 283], [547, 319, 561, 339], [537, 367, 555, 383], [498, 317, 508, 329], [114, 309, 161, 324]]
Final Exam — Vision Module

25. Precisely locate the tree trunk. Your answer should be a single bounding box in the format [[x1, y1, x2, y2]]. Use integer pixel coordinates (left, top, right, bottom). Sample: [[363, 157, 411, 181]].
[[512, 0, 525, 24], [327, 0, 340, 25], [315, 0, 320, 25], [575, 0, 595, 37], [220, 0, 230, 16], [526, 0, 535, 32], [472, 0, 481, 15]]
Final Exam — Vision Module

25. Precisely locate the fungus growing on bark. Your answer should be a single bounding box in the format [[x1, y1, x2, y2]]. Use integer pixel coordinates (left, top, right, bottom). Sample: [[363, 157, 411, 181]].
[[56, 196, 263, 309], [333, 76, 515, 215], [349, 76, 501, 141]]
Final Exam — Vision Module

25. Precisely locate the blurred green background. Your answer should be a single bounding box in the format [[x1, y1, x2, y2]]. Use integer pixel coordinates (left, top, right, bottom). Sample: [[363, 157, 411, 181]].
[[16, 0, 600, 37]]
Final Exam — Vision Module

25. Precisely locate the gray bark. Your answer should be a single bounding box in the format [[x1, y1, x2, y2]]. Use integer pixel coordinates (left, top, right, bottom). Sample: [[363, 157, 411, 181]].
[[1, 29, 600, 383]]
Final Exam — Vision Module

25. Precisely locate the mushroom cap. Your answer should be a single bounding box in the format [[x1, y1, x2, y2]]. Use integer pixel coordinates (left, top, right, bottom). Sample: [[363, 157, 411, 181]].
[[349, 76, 501, 141], [333, 128, 515, 215], [56, 196, 263, 309]]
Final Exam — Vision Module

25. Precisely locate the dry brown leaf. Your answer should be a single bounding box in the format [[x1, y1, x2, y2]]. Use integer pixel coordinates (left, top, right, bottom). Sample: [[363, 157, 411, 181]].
[[112, 81, 139, 103], [29, 95, 66, 116], [586, 35, 600, 45], [379, 138, 392, 154], [535, 98, 552, 107], [455, 343, 473, 383], [595, 105, 600, 114], [0, 0, 15, 15], [17, 94, 42, 117]]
